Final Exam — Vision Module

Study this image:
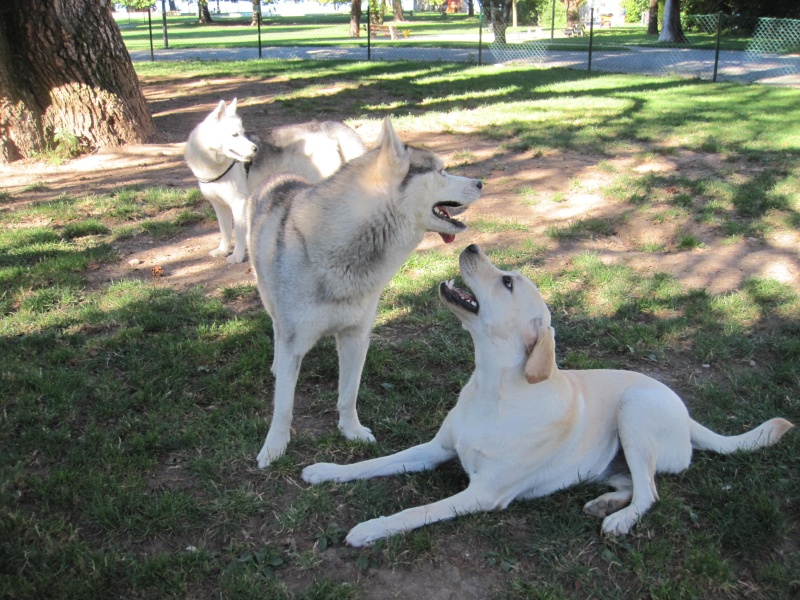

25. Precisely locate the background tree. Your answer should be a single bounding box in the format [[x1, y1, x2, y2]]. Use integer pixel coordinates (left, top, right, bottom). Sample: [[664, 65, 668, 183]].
[[648, 0, 659, 34], [0, 0, 155, 162], [198, 0, 213, 23], [391, 0, 406, 21], [350, 0, 362, 37], [484, 0, 512, 44], [251, 0, 261, 26], [658, 0, 686, 42]]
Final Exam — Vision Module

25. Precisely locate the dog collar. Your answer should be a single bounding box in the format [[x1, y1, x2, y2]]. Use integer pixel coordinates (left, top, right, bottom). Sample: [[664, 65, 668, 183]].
[[197, 160, 237, 184]]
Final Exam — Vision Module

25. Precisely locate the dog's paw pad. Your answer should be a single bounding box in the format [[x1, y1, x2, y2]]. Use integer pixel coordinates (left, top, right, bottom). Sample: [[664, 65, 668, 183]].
[[584, 499, 609, 517]]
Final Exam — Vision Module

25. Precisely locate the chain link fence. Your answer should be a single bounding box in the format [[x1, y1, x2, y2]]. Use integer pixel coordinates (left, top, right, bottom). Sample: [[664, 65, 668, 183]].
[[116, 4, 799, 86]]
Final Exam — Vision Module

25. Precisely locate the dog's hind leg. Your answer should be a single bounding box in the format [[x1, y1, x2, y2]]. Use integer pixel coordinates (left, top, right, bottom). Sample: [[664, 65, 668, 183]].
[[335, 327, 377, 443], [584, 473, 633, 518], [257, 341, 305, 469], [600, 387, 693, 535]]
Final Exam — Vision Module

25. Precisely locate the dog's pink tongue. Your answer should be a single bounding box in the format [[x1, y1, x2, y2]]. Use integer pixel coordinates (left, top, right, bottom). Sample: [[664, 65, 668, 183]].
[[437, 206, 456, 244]]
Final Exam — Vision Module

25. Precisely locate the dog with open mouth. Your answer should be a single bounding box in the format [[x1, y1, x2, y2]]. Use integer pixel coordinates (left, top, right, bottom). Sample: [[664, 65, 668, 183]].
[[247, 117, 483, 468], [302, 244, 793, 546]]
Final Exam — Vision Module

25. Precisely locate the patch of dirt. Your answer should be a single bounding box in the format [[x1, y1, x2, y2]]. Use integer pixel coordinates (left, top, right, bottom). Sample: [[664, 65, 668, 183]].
[[2, 74, 798, 599]]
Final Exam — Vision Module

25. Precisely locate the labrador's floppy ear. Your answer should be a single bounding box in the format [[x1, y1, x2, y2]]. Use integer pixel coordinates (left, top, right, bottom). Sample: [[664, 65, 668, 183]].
[[524, 325, 557, 384]]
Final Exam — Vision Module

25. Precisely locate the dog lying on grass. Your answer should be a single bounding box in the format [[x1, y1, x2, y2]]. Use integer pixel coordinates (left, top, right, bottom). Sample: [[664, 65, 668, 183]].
[[303, 244, 794, 546]]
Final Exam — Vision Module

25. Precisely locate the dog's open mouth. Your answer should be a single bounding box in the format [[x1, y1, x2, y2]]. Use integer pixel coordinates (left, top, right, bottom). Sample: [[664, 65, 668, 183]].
[[440, 279, 479, 314], [433, 202, 466, 244]]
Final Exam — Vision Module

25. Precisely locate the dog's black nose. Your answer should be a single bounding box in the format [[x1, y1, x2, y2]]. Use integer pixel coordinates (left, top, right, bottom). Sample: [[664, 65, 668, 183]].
[[466, 244, 479, 254], [476, 180, 483, 189]]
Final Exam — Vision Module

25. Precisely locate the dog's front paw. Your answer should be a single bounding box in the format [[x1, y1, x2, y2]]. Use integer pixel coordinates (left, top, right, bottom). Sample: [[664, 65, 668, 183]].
[[226, 250, 246, 264], [339, 423, 376, 444], [256, 431, 290, 469], [346, 517, 392, 547], [302, 463, 343, 484]]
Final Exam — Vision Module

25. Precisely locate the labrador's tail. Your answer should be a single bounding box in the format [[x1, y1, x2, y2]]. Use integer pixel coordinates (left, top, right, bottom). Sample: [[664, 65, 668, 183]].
[[689, 417, 793, 454]]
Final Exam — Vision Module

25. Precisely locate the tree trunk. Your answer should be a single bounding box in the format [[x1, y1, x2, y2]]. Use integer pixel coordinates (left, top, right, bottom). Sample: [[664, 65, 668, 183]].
[[467, 0, 474, 17], [647, 0, 659, 35], [350, 1, 362, 37], [392, 0, 405, 21], [0, 0, 155, 163], [658, 0, 687, 42], [168, 0, 178, 11], [489, 0, 511, 44], [250, 0, 260, 26], [198, 0, 213, 23]]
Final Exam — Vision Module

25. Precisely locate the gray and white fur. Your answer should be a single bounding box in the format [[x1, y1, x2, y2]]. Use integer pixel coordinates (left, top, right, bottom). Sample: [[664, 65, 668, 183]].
[[247, 116, 484, 468], [184, 99, 366, 263]]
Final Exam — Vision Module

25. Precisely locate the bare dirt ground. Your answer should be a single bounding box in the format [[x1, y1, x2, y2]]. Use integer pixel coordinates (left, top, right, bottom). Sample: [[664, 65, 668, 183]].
[[2, 75, 798, 599]]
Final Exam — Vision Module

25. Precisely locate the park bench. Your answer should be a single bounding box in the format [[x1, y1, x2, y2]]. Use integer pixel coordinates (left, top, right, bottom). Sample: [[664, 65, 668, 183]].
[[564, 23, 586, 37], [600, 14, 613, 27], [369, 23, 399, 40]]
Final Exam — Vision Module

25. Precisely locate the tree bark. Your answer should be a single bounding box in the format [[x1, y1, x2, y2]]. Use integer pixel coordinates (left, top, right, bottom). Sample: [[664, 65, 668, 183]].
[[489, 0, 512, 44], [198, 0, 213, 23], [658, 0, 687, 42], [392, 0, 405, 21], [250, 0, 260, 26], [0, 0, 155, 163], [647, 0, 659, 35], [350, 0, 362, 37]]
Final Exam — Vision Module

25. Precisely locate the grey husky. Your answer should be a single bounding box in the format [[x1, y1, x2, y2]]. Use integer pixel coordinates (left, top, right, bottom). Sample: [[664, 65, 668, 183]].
[[184, 99, 366, 263], [247, 117, 484, 468]]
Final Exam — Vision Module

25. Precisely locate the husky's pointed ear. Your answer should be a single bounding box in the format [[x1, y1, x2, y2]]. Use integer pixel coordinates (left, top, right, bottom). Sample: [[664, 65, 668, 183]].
[[211, 100, 227, 121], [375, 117, 407, 168], [524, 324, 557, 384], [227, 98, 238, 115]]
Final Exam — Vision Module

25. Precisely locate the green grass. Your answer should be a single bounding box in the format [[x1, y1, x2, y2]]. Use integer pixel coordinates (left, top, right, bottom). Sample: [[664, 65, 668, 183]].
[[2, 60, 799, 599]]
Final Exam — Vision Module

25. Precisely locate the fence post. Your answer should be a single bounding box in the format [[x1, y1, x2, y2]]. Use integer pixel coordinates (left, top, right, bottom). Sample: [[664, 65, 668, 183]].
[[161, 0, 169, 49], [550, 0, 556, 39], [478, 6, 483, 66], [257, 3, 262, 59], [588, 7, 594, 72], [367, 3, 371, 61], [147, 9, 154, 62], [713, 11, 722, 82]]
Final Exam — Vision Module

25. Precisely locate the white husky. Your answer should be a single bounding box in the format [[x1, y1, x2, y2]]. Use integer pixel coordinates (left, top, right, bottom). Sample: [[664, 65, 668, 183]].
[[247, 117, 484, 468], [302, 245, 794, 546], [184, 99, 366, 263]]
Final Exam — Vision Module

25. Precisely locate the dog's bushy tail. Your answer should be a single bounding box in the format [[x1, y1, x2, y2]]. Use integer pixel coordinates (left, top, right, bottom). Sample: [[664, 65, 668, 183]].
[[690, 418, 793, 454]]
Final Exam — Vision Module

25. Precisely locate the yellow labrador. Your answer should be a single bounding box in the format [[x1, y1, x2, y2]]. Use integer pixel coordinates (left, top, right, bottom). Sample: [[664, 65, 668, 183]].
[[302, 245, 793, 546]]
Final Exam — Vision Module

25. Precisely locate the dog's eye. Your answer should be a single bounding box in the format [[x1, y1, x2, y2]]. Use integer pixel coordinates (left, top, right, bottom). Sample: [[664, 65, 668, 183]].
[[439, 169, 446, 176], [502, 275, 513, 291], [232, 133, 239, 138]]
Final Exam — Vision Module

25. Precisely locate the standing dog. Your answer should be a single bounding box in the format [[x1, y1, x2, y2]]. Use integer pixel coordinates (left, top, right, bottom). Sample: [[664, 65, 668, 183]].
[[184, 99, 366, 263], [302, 244, 794, 546], [247, 117, 484, 468]]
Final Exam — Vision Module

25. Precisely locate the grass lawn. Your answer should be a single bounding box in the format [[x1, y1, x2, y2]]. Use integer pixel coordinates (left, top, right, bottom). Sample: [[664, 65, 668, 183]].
[[1, 60, 799, 599]]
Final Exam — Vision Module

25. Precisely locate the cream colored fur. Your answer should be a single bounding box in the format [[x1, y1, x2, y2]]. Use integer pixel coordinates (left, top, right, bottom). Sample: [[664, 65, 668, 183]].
[[302, 244, 794, 546]]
